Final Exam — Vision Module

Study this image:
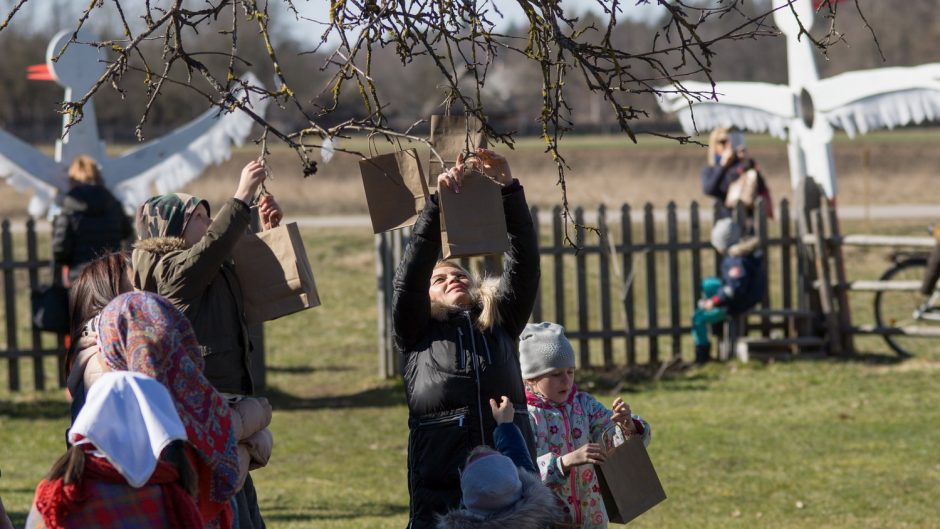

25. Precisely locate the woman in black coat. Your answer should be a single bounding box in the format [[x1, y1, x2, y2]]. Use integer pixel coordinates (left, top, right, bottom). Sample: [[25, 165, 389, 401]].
[[52, 155, 133, 284], [392, 148, 540, 529]]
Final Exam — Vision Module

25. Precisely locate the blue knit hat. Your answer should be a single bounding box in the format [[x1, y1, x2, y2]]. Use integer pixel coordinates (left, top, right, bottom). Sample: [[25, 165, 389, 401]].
[[460, 451, 523, 516]]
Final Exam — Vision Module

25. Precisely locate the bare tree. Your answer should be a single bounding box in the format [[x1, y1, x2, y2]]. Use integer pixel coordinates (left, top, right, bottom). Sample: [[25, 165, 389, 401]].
[[0, 0, 876, 242]]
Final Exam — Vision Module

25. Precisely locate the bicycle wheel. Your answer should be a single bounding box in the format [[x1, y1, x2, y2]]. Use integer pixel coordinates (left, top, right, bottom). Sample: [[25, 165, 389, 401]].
[[873, 257, 934, 356]]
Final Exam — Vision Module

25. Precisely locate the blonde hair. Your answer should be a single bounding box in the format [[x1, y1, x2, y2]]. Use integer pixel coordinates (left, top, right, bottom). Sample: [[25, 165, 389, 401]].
[[432, 260, 501, 331], [706, 128, 730, 167], [68, 155, 103, 185]]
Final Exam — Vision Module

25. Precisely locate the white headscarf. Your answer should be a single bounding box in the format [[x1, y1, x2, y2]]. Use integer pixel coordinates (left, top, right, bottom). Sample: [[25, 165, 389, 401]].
[[69, 371, 187, 487]]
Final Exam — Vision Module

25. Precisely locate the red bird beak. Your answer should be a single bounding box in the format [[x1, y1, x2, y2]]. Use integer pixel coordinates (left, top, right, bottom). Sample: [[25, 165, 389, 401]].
[[26, 64, 54, 81]]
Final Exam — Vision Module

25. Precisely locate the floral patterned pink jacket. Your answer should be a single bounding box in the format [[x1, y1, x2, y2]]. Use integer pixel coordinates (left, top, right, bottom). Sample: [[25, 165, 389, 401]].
[[526, 385, 651, 528]]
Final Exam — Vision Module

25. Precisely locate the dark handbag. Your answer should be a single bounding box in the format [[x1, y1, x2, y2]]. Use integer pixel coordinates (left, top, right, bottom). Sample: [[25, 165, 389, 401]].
[[31, 261, 70, 333]]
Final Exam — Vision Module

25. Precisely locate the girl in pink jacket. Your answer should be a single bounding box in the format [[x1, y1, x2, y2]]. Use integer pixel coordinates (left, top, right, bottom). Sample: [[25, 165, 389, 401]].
[[521, 322, 651, 528]]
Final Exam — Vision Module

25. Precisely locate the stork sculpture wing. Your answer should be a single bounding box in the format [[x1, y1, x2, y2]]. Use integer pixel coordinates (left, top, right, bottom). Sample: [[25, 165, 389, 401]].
[[0, 128, 69, 216], [810, 63, 940, 138], [103, 74, 269, 211], [658, 81, 795, 138]]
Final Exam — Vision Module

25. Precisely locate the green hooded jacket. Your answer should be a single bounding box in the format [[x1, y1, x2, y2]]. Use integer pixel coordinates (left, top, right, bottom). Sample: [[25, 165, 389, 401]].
[[132, 196, 254, 395]]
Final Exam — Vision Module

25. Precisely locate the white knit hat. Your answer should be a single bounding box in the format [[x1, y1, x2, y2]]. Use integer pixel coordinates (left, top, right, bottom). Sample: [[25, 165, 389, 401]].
[[519, 322, 576, 379], [711, 218, 742, 253]]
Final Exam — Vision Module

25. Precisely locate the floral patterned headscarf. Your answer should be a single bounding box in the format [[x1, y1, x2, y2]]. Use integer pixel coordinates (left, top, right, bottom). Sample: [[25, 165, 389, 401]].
[[97, 291, 239, 503]]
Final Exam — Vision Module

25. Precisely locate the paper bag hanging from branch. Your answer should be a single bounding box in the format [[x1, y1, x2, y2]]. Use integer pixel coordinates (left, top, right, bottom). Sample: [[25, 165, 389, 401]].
[[232, 222, 320, 325], [594, 434, 667, 524], [438, 168, 508, 259], [358, 149, 429, 233], [429, 115, 487, 185]]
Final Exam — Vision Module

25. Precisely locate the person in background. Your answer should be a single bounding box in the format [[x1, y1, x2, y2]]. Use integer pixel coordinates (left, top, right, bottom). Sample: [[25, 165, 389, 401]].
[[52, 155, 133, 285], [691, 218, 766, 363], [701, 128, 770, 223]]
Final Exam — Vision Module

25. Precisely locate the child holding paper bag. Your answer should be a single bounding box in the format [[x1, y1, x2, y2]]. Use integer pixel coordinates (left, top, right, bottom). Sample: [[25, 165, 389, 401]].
[[393, 148, 541, 529], [521, 322, 651, 529]]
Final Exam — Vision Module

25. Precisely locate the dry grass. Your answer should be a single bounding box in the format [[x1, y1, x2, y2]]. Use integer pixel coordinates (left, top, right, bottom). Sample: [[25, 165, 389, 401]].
[[2, 130, 940, 218]]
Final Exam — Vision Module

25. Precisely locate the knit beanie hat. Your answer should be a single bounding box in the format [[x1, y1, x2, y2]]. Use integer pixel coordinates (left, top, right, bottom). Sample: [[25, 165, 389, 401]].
[[460, 451, 523, 516], [519, 322, 576, 379], [135, 193, 210, 240], [710, 218, 741, 253]]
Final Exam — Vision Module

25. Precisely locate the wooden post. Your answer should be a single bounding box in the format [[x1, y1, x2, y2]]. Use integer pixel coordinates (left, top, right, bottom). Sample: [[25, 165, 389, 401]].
[[553, 206, 566, 328], [644, 203, 658, 363], [822, 200, 855, 354], [375, 233, 389, 378], [666, 202, 681, 358], [598, 205, 613, 367], [575, 207, 589, 367], [2, 219, 19, 391], [779, 199, 794, 338], [690, 201, 703, 306], [811, 209, 841, 354], [531, 206, 543, 323], [756, 198, 771, 338], [25, 218, 45, 390], [621, 204, 636, 366]]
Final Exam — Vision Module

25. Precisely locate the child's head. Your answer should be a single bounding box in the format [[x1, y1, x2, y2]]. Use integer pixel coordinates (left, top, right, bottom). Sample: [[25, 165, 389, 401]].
[[710, 218, 742, 254], [460, 446, 523, 516], [520, 322, 577, 403]]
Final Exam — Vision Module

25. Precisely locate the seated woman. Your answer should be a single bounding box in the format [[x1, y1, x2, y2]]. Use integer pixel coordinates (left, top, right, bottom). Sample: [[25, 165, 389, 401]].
[[28, 371, 202, 529], [392, 148, 540, 528]]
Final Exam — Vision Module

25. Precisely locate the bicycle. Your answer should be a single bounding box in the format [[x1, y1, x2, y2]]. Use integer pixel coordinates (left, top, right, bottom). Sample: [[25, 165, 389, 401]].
[[873, 242, 940, 357]]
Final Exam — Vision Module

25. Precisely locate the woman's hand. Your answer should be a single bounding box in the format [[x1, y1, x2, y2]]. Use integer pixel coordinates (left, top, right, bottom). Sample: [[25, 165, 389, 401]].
[[560, 443, 606, 471], [611, 397, 638, 435], [258, 194, 283, 230], [437, 166, 464, 193], [719, 143, 736, 167], [465, 148, 513, 186], [234, 161, 267, 203], [489, 395, 515, 425]]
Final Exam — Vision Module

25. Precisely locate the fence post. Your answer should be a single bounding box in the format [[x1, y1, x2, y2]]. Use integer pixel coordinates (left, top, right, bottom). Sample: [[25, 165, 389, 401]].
[[779, 199, 794, 338], [756, 198, 771, 338], [574, 207, 589, 367], [531, 206, 542, 323], [620, 204, 636, 366], [597, 205, 613, 368], [2, 219, 19, 391], [643, 203, 658, 363], [552, 206, 566, 329], [375, 233, 389, 378], [666, 202, 681, 358], [690, 201, 703, 308], [25, 218, 46, 390]]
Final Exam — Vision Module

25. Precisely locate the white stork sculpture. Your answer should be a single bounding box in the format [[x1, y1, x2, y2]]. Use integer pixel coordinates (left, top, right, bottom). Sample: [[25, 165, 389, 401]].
[[2, 30, 268, 216], [657, 0, 940, 198]]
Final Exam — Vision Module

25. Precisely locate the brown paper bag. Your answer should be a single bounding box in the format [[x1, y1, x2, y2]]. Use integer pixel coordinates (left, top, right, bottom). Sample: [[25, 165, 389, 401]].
[[429, 115, 487, 185], [231, 222, 320, 325], [725, 168, 760, 209], [359, 149, 429, 233], [594, 435, 667, 524], [438, 169, 508, 258]]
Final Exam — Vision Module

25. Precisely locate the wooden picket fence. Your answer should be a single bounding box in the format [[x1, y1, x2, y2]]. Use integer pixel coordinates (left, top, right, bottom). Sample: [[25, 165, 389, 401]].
[[375, 198, 811, 378], [0, 218, 67, 392]]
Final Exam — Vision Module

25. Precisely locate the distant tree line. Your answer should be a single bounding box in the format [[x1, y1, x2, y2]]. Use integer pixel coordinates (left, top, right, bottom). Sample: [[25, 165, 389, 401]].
[[0, 0, 926, 145]]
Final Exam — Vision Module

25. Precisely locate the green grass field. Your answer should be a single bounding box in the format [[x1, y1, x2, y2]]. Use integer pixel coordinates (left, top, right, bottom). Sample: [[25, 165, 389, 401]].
[[1, 225, 939, 528]]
